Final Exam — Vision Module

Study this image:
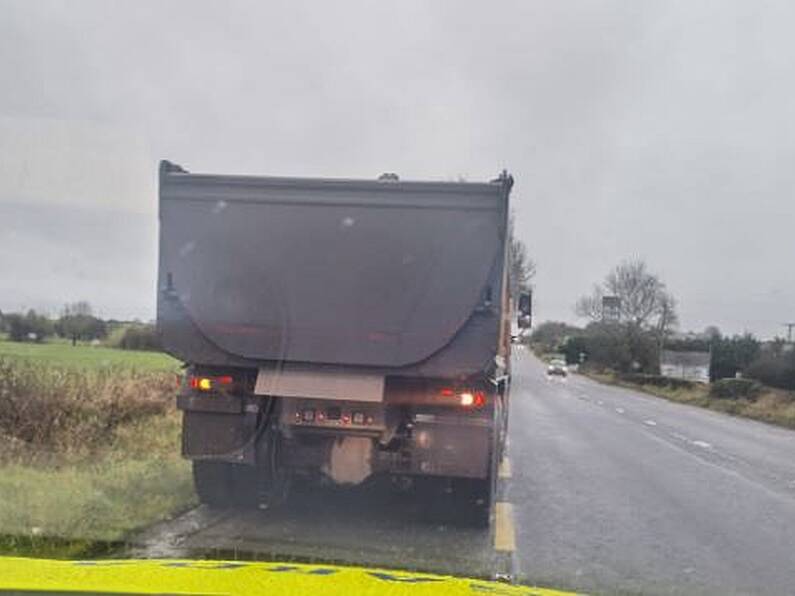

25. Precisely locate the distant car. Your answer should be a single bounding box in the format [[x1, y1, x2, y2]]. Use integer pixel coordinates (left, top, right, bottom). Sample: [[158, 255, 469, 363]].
[[547, 359, 568, 376]]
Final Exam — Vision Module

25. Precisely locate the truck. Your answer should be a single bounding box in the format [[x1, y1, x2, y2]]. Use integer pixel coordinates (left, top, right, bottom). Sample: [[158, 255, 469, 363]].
[[157, 160, 531, 525]]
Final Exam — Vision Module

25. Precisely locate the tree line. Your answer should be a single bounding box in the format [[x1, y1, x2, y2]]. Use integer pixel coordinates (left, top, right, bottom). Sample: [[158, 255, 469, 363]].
[[0, 302, 160, 351]]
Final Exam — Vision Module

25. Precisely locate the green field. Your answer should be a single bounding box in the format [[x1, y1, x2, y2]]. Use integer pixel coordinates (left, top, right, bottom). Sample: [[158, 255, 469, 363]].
[[0, 339, 181, 372]]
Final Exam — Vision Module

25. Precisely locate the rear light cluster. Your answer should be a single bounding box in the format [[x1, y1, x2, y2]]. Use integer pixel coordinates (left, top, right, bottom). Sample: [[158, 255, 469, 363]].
[[189, 374, 234, 392], [438, 387, 487, 408]]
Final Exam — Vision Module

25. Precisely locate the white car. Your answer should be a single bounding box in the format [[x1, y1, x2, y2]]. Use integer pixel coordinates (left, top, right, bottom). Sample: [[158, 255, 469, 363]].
[[547, 359, 568, 376]]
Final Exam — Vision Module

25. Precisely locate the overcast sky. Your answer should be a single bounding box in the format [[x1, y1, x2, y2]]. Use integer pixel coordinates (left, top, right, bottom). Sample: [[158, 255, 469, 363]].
[[2, 0, 793, 337]]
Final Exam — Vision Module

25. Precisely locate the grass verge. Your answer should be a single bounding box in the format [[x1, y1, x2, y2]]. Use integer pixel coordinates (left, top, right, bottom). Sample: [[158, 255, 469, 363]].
[[583, 371, 795, 430], [0, 357, 194, 557]]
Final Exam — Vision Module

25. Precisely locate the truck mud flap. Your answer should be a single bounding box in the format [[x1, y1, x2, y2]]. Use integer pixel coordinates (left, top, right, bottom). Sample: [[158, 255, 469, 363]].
[[178, 395, 259, 464]]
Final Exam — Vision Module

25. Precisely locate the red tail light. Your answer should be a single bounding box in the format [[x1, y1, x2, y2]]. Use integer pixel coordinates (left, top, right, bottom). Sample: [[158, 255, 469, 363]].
[[436, 386, 487, 409], [188, 374, 236, 392]]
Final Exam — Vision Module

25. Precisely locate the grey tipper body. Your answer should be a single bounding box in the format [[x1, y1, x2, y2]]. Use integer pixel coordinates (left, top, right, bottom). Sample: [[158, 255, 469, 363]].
[[157, 161, 527, 526]]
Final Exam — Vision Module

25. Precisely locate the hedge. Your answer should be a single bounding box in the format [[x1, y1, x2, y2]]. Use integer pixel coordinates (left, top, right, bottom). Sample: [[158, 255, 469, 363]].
[[709, 378, 763, 401], [618, 373, 695, 390]]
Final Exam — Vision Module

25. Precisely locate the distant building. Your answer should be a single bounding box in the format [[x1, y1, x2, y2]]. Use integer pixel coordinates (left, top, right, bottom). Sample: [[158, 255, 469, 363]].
[[660, 350, 710, 383]]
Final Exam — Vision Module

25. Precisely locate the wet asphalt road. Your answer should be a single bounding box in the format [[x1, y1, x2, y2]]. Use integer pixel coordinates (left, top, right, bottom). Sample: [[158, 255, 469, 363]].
[[511, 352, 795, 595], [133, 350, 795, 594]]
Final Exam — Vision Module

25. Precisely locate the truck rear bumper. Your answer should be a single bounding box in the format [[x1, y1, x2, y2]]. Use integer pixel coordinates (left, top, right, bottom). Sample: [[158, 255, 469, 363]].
[[178, 392, 496, 482]]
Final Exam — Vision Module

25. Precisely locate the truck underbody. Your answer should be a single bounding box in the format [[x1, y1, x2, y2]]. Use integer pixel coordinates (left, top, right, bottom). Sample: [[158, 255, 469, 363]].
[[178, 367, 508, 525]]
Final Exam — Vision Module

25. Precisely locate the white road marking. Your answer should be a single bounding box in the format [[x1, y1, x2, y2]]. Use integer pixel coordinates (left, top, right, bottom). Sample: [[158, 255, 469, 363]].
[[615, 407, 625, 414], [643, 420, 657, 427], [692, 440, 712, 449]]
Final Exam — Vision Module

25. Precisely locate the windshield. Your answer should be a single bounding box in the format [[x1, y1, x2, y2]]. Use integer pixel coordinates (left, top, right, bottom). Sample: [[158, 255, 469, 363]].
[[2, 2, 795, 595]]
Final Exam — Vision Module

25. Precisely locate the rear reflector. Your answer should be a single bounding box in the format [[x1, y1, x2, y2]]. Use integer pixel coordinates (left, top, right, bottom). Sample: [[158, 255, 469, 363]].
[[459, 391, 486, 408]]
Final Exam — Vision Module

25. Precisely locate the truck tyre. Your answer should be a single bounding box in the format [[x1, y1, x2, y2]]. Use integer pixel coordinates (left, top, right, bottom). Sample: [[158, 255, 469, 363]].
[[192, 461, 258, 508], [468, 413, 500, 527], [192, 461, 229, 506], [469, 469, 496, 528]]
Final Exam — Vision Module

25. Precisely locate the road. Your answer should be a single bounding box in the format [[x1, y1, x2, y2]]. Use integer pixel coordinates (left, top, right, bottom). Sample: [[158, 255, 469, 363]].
[[511, 351, 795, 595], [132, 350, 795, 595]]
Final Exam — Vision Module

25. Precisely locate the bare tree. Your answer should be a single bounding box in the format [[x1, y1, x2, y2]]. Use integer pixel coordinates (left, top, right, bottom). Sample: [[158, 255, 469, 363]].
[[58, 301, 105, 346], [703, 325, 722, 341], [575, 259, 677, 333], [575, 285, 605, 321], [603, 260, 665, 327], [654, 291, 679, 352], [62, 301, 93, 317], [508, 213, 535, 300]]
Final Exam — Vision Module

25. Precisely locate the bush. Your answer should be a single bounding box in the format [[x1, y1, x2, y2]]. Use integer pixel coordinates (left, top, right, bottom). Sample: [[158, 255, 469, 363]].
[[0, 358, 172, 456], [118, 325, 162, 352], [566, 323, 660, 374], [619, 373, 695, 390], [530, 321, 582, 353], [745, 353, 795, 391], [710, 334, 761, 381], [709, 378, 763, 401]]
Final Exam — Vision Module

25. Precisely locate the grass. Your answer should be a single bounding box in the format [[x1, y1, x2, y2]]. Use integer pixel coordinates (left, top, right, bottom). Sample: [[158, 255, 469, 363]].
[[0, 355, 194, 557], [0, 433, 193, 544], [584, 370, 795, 430], [0, 359, 182, 456], [0, 338, 180, 372]]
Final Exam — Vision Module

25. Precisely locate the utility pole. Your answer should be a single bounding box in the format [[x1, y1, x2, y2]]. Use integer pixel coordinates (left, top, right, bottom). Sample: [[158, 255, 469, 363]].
[[783, 323, 795, 343]]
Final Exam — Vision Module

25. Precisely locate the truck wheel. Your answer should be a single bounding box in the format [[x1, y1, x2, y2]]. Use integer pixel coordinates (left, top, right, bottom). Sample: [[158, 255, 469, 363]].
[[192, 461, 258, 508], [466, 424, 499, 527], [469, 472, 496, 528]]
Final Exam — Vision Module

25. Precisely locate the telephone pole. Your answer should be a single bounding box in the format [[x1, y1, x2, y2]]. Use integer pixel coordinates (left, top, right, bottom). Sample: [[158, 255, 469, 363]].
[[783, 323, 795, 343]]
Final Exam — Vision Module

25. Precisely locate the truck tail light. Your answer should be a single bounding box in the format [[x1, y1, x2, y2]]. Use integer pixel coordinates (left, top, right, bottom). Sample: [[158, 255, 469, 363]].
[[189, 374, 235, 392], [436, 387, 487, 408], [459, 391, 486, 408]]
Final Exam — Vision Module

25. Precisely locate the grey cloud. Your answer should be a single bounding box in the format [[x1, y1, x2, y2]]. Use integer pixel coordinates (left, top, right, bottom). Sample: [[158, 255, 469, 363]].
[[1, 0, 793, 336]]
